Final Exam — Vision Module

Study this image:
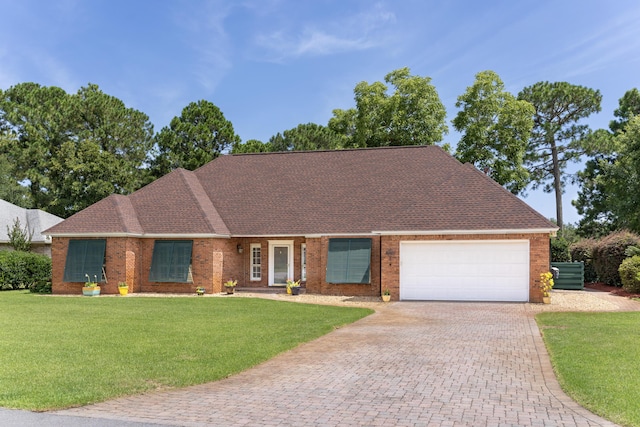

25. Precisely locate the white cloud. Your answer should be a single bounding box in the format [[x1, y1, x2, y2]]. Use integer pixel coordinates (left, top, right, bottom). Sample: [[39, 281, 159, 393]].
[[254, 2, 397, 61], [172, 1, 234, 92]]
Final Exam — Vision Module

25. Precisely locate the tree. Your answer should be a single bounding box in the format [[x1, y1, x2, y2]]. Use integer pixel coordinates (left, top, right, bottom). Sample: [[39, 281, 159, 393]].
[[231, 139, 272, 154], [273, 123, 346, 151], [0, 131, 31, 207], [6, 217, 32, 252], [452, 71, 534, 194], [610, 88, 640, 134], [518, 81, 602, 229], [330, 67, 447, 147], [578, 116, 640, 233], [0, 83, 74, 211], [150, 100, 240, 178], [574, 89, 640, 236], [0, 83, 154, 217]]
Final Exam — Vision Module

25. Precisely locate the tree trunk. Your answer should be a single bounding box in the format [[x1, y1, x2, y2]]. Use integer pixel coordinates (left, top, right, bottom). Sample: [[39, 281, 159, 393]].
[[550, 142, 563, 230]]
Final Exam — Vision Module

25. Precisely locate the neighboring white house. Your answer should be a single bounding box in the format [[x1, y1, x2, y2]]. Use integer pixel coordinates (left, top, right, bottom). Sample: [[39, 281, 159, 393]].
[[0, 199, 64, 257]]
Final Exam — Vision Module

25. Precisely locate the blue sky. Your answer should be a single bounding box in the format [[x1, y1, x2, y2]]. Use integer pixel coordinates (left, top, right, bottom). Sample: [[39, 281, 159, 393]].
[[1, 0, 639, 224]]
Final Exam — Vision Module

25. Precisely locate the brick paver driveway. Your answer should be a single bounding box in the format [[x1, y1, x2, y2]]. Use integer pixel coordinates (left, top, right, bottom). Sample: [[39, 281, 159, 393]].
[[55, 302, 617, 426]]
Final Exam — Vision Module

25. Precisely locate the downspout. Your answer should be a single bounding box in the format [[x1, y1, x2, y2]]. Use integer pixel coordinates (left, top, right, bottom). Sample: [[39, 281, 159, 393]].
[[379, 235, 383, 296]]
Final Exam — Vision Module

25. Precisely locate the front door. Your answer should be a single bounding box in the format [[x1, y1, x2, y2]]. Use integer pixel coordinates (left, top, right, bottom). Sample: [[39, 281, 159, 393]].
[[268, 240, 294, 286]]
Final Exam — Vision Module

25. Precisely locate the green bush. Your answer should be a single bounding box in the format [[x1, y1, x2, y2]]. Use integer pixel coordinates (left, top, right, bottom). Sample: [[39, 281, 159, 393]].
[[0, 251, 52, 292], [619, 255, 640, 293], [591, 230, 640, 286], [570, 238, 598, 282], [29, 280, 52, 294], [551, 236, 571, 262]]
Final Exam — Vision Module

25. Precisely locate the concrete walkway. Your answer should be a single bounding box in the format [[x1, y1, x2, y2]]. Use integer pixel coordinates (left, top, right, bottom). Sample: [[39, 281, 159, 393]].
[[50, 302, 619, 426]]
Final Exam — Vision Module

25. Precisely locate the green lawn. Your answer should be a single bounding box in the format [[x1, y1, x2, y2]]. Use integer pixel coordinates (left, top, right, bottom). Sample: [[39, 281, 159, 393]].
[[536, 311, 640, 427], [0, 291, 372, 411]]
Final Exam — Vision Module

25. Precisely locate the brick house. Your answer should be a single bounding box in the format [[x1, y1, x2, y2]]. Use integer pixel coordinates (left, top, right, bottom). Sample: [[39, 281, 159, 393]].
[[45, 146, 557, 301]]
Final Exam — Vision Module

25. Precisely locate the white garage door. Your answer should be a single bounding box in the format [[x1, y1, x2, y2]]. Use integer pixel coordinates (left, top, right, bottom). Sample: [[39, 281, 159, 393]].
[[400, 240, 530, 302]]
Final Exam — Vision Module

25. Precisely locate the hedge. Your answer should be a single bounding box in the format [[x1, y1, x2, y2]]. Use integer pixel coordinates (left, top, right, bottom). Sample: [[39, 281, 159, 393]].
[[551, 236, 571, 262], [0, 251, 52, 292], [591, 230, 640, 286], [570, 238, 598, 283]]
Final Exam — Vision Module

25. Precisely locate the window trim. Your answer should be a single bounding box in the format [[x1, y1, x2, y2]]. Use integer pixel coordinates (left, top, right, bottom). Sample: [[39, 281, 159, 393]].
[[301, 243, 307, 282], [149, 240, 194, 283], [326, 238, 372, 284], [250, 243, 261, 281]]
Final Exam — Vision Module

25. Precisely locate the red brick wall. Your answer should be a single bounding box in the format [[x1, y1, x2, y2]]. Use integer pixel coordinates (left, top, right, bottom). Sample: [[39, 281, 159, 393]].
[[380, 233, 551, 301], [305, 235, 382, 297], [52, 233, 551, 300]]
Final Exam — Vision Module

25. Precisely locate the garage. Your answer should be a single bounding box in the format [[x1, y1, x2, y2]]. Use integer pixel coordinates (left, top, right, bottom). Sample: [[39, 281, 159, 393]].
[[399, 240, 530, 302]]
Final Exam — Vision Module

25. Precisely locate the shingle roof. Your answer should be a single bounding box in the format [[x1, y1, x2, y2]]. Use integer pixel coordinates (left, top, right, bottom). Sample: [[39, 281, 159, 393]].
[[46, 146, 557, 236], [0, 199, 64, 243]]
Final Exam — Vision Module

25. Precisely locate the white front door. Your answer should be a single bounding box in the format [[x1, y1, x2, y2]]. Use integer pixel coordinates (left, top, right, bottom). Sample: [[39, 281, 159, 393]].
[[268, 240, 294, 286]]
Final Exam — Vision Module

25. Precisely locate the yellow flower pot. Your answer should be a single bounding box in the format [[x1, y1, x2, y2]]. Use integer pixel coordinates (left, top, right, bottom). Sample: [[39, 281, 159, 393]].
[[118, 287, 129, 296]]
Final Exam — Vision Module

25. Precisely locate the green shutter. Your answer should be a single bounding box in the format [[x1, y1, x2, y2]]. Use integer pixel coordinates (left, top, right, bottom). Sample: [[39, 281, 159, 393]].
[[149, 240, 193, 282], [346, 239, 371, 283], [326, 238, 371, 284], [63, 239, 106, 282]]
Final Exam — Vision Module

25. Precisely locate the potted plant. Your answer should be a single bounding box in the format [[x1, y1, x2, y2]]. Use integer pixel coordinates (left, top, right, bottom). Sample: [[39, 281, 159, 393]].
[[195, 286, 205, 296], [539, 271, 554, 304], [287, 279, 301, 295], [82, 274, 101, 296], [382, 288, 391, 302], [223, 279, 237, 294], [118, 282, 129, 296]]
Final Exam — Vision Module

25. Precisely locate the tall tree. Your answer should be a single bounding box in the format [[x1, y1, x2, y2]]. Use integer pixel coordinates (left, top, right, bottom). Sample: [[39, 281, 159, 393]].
[[273, 123, 346, 151], [518, 81, 602, 229], [593, 116, 640, 232], [453, 71, 534, 194], [574, 89, 640, 236], [0, 128, 32, 207], [610, 88, 640, 135], [0, 83, 73, 211], [150, 100, 240, 178], [330, 67, 447, 147], [0, 83, 154, 217], [231, 139, 272, 154]]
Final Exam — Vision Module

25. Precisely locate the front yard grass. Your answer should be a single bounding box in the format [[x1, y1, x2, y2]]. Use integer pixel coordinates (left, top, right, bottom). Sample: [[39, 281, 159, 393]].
[[0, 291, 372, 411], [536, 311, 640, 427]]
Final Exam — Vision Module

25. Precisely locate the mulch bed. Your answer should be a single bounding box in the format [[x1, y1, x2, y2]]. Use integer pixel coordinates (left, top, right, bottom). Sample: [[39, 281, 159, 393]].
[[584, 282, 640, 299]]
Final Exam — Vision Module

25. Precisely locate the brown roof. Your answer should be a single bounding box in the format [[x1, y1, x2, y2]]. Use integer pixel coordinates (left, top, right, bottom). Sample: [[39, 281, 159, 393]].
[[46, 146, 556, 236]]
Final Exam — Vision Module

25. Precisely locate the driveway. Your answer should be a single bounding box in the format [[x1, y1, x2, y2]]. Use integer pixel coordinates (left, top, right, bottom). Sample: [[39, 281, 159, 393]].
[[50, 301, 619, 426]]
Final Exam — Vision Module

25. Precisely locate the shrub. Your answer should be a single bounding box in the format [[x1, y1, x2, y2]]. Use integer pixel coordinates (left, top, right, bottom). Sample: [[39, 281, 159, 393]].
[[619, 255, 640, 293], [591, 230, 640, 286], [570, 238, 598, 282], [0, 251, 51, 292], [6, 217, 33, 252], [551, 236, 571, 262]]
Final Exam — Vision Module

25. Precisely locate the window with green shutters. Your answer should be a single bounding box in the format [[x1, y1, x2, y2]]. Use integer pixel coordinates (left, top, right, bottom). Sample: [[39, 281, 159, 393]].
[[326, 238, 372, 284], [63, 239, 107, 282], [149, 240, 193, 282]]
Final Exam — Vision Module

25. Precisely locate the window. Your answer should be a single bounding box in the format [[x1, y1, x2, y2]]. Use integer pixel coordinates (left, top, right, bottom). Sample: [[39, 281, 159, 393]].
[[149, 240, 193, 282], [326, 238, 371, 284], [63, 239, 107, 282], [301, 243, 307, 281], [250, 243, 261, 281]]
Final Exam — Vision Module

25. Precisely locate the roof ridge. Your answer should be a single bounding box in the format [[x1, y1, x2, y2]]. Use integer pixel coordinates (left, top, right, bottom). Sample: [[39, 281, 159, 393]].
[[111, 194, 144, 234], [176, 169, 230, 236], [226, 144, 440, 157]]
